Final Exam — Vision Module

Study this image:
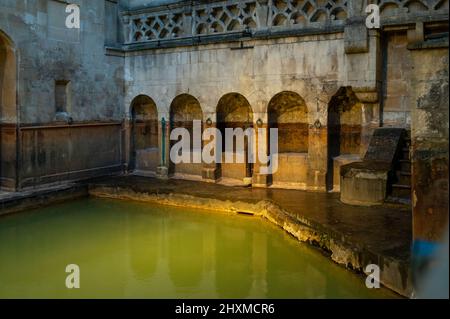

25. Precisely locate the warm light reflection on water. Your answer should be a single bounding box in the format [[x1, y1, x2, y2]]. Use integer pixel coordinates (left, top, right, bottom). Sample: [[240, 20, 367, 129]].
[[0, 198, 398, 298]]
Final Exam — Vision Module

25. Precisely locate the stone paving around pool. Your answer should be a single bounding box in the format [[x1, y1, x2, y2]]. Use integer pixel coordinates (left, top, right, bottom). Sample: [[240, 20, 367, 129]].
[[0, 174, 412, 297]]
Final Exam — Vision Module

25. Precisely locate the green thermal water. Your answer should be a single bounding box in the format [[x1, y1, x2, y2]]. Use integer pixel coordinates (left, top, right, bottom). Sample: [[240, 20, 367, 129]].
[[0, 198, 398, 298]]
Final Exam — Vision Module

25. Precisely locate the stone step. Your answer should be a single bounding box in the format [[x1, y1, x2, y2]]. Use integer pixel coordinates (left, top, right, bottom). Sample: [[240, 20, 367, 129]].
[[391, 184, 412, 198], [392, 183, 411, 189], [385, 195, 412, 206], [395, 171, 411, 185]]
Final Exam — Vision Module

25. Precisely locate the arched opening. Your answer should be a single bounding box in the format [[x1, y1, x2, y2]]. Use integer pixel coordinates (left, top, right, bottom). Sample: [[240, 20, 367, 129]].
[[0, 30, 17, 191], [327, 87, 362, 191], [129, 95, 158, 173], [169, 94, 203, 178], [216, 93, 253, 183], [267, 91, 308, 188]]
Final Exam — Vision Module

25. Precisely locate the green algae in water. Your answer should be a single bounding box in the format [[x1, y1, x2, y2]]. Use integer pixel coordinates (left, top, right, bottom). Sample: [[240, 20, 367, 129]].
[[0, 198, 398, 299]]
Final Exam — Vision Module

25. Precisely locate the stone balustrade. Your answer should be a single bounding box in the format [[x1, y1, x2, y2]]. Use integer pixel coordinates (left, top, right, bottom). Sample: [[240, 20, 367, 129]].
[[122, 0, 350, 45], [120, 0, 448, 46]]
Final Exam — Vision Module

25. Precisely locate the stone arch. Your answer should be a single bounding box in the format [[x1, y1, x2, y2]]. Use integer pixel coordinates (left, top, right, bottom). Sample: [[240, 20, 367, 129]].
[[169, 94, 204, 178], [326, 87, 362, 191], [267, 91, 309, 187], [216, 93, 254, 183], [129, 95, 159, 172], [380, 2, 400, 16], [0, 30, 17, 190], [404, 0, 429, 12], [268, 91, 308, 153]]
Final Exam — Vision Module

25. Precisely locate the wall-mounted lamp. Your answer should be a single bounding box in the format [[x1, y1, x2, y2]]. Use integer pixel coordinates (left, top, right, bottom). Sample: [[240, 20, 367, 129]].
[[206, 118, 213, 126], [256, 118, 263, 127]]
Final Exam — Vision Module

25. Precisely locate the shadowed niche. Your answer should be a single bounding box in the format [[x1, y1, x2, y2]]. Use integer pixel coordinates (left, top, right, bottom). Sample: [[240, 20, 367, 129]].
[[326, 87, 362, 191], [130, 95, 158, 171]]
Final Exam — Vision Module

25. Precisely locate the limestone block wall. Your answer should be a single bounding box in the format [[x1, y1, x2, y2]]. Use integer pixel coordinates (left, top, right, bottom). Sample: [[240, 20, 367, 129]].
[[19, 123, 122, 188], [120, 0, 392, 190], [410, 46, 449, 250], [0, 29, 17, 189], [121, 0, 448, 204], [0, 0, 125, 190], [124, 32, 377, 189], [1, 0, 448, 200], [382, 31, 412, 127]]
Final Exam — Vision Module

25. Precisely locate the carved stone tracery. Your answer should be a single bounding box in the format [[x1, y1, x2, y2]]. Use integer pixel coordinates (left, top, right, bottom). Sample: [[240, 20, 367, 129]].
[[123, 0, 448, 44]]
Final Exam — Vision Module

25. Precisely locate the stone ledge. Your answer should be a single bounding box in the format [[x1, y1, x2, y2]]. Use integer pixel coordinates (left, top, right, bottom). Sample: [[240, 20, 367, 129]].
[[407, 38, 449, 50], [0, 184, 88, 216], [122, 26, 345, 52]]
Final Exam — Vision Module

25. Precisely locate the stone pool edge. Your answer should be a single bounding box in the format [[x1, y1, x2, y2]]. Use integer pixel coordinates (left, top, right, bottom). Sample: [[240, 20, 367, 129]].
[[88, 184, 413, 298], [0, 184, 88, 216]]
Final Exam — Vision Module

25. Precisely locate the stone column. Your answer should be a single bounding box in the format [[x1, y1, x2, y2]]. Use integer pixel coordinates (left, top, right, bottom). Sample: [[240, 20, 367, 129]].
[[409, 43, 449, 280], [0, 124, 18, 191], [356, 88, 381, 158], [0, 38, 18, 191], [122, 115, 131, 173], [202, 112, 220, 182], [121, 14, 132, 44], [255, 0, 270, 31], [252, 114, 269, 187], [182, 5, 193, 37], [306, 97, 328, 191], [345, 6, 382, 156], [347, 0, 370, 18], [306, 122, 328, 191], [156, 114, 169, 179], [344, 2, 381, 92]]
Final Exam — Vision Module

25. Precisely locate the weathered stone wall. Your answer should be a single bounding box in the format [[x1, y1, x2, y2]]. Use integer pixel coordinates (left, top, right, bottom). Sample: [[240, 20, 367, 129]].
[[0, 0, 448, 296], [0, 0, 125, 190], [124, 32, 368, 189], [1, 1, 448, 250], [410, 47, 449, 246], [19, 123, 122, 188], [120, 0, 449, 257], [382, 31, 412, 128], [0, 28, 17, 189]]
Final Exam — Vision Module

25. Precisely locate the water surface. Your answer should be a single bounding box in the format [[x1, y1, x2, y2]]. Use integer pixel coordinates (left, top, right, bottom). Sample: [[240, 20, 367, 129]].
[[0, 198, 397, 298]]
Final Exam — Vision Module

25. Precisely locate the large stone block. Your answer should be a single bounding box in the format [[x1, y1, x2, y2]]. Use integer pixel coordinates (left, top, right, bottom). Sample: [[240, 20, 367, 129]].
[[344, 23, 368, 54], [340, 161, 390, 205], [332, 154, 361, 192], [135, 147, 159, 172], [340, 128, 406, 205], [271, 152, 308, 188]]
